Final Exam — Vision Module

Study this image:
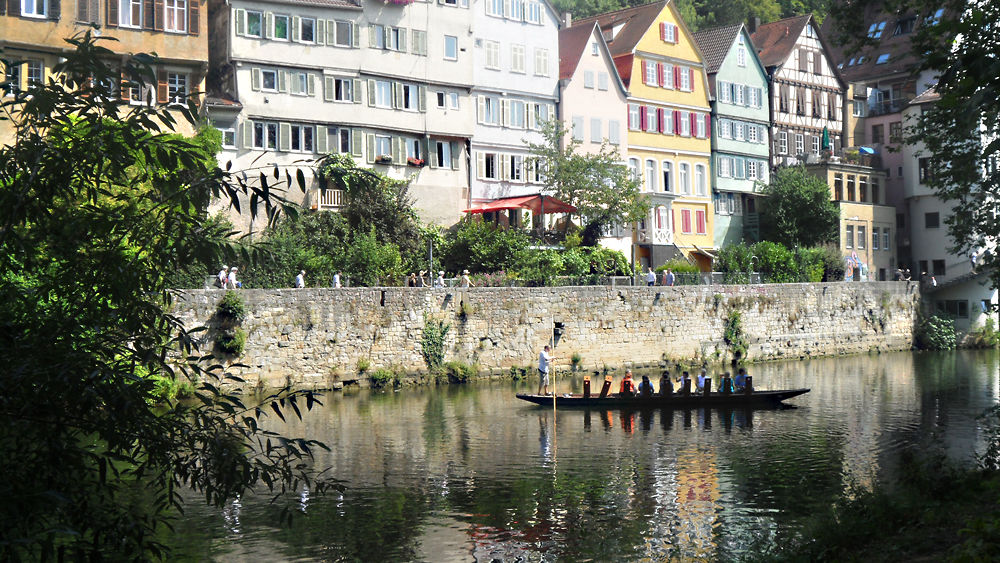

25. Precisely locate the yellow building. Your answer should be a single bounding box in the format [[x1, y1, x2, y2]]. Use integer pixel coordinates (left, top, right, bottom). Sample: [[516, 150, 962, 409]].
[[1, 0, 208, 142], [805, 160, 896, 280], [573, 0, 714, 270]]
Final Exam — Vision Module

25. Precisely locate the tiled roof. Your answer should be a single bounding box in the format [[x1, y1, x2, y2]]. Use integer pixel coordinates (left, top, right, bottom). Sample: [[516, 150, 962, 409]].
[[909, 85, 939, 105], [821, 7, 924, 85], [750, 14, 811, 68], [559, 23, 596, 80], [266, 0, 360, 9], [692, 23, 742, 73], [571, 1, 667, 58]]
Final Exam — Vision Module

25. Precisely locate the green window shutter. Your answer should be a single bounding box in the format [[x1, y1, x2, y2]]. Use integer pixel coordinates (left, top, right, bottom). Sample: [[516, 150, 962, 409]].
[[393, 82, 402, 109], [398, 27, 407, 52], [279, 123, 291, 151], [368, 25, 376, 47], [367, 79, 375, 106], [316, 125, 328, 154], [393, 136, 403, 163], [242, 119, 254, 148], [290, 74, 301, 95], [307, 74, 316, 96], [430, 141, 439, 167], [264, 12, 273, 38], [366, 133, 375, 163], [352, 22, 360, 47], [251, 68, 261, 91], [323, 76, 334, 101], [353, 79, 362, 103], [278, 71, 288, 93], [316, 20, 326, 45], [420, 137, 429, 161], [236, 9, 246, 35], [291, 16, 300, 41], [450, 141, 460, 169], [351, 129, 363, 157], [326, 19, 336, 44], [418, 85, 426, 112]]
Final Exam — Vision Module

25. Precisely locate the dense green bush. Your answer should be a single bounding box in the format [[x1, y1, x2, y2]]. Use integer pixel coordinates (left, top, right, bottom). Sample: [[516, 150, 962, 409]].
[[342, 227, 404, 286], [421, 318, 450, 370], [966, 318, 1000, 348], [715, 241, 847, 283], [216, 291, 247, 325], [916, 315, 957, 350], [713, 244, 755, 283], [440, 220, 530, 274], [441, 361, 478, 383], [517, 249, 565, 286], [369, 367, 401, 389], [216, 328, 247, 356], [754, 241, 798, 283]]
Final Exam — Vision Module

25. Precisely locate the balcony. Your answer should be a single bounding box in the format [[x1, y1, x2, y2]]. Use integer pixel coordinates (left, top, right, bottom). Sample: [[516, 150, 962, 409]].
[[636, 227, 673, 245], [868, 98, 907, 117], [319, 189, 344, 210]]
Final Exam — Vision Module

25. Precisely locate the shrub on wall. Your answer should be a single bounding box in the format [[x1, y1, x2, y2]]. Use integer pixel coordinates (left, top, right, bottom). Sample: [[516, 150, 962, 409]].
[[421, 318, 450, 370], [216, 291, 247, 325], [216, 328, 247, 356], [916, 315, 957, 350]]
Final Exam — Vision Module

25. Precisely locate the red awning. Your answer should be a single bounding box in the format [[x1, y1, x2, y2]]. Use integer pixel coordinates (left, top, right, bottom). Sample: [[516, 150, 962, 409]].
[[463, 194, 577, 215]]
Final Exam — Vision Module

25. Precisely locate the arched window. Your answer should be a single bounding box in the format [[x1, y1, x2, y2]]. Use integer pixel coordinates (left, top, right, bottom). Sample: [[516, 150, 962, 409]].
[[695, 164, 707, 195], [662, 161, 673, 192], [628, 157, 640, 182], [679, 163, 691, 194], [645, 159, 657, 192]]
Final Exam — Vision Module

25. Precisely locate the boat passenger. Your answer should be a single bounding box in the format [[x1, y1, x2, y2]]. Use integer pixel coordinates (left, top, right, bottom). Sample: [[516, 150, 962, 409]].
[[619, 370, 636, 396], [696, 369, 708, 392], [679, 371, 691, 392], [659, 371, 673, 395], [734, 367, 748, 392], [721, 372, 735, 393], [637, 375, 654, 397]]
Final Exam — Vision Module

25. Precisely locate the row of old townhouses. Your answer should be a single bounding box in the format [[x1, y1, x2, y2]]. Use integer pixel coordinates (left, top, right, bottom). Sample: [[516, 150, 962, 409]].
[[2, 1, 991, 327]]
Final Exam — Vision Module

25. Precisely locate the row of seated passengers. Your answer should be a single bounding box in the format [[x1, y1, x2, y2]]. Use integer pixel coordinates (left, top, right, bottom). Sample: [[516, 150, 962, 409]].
[[618, 367, 750, 396]]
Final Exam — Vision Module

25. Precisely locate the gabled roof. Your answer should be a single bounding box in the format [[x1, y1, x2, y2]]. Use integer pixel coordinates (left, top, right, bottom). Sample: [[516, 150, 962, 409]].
[[821, 6, 926, 85], [909, 85, 939, 106], [571, 1, 668, 59], [692, 23, 742, 73], [750, 14, 812, 68], [558, 22, 629, 96]]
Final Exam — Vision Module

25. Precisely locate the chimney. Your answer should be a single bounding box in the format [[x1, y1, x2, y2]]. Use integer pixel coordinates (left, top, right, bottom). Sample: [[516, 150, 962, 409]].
[[563, 12, 572, 28], [749, 17, 760, 32]]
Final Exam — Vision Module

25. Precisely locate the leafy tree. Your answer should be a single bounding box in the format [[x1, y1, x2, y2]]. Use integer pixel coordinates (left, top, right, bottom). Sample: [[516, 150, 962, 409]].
[[343, 226, 405, 286], [758, 166, 839, 248], [440, 220, 530, 274], [240, 210, 351, 288], [0, 34, 334, 559], [527, 120, 647, 245]]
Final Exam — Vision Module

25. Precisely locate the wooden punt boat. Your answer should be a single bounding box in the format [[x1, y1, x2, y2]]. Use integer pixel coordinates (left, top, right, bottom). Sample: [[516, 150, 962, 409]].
[[515, 388, 810, 408]]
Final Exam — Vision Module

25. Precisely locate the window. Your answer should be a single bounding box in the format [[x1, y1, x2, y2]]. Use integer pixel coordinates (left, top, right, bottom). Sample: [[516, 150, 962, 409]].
[[21, 0, 47, 17], [591, 42, 599, 56], [936, 300, 969, 319], [932, 259, 945, 276], [735, 84, 745, 105], [918, 157, 933, 183], [584, 70, 594, 89], [435, 141, 453, 169], [274, 15, 289, 40], [401, 83, 419, 110], [164, 0, 187, 33], [509, 100, 525, 128], [527, 1, 543, 24], [374, 80, 392, 108], [876, 53, 890, 64], [598, 72, 609, 91], [893, 17, 915, 35], [444, 36, 458, 60], [590, 118, 602, 143], [628, 158, 639, 182], [883, 229, 889, 250], [405, 138, 421, 160], [487, 0, 503, 16], [220, 128, 236, 148], [873, 228, 879, 250], [927, 8, 944, 26], [925, 212, 940, 228], [812, 135, 820, 154], [289, 125, 314, 152], [481, 96, 499, 125], [847, 175, 856, 200], [779, 131, 788, 154], [845, 225, 854, 248], [628, 104, 640, 130], [292, 72, 307, 95], [374, 135, 391, 158], [679, 163, 690, 194], [680, 111, 691, 137], [748, 124, 759, 143], [327, 127, 351, 153], [167, 73, 187, 104], [300, 17, 316, 42], [485, 41, 500, 69], [857, 226, 866, 249], [448, 92, 459, 109], [662, 161, 672, 192], [261, 69, 277, 91], [4, 60, 22, 95], [645, 61, 658, 85], [482, 152, 498, 179], [694, 164, 706, 195], [853, 100, 864, 117], [645, 160, 657, 192], [746, 160, 758, 180], [734, 122, 745, 141], [26, 60, 44, 86], [119, 0, 143, 27], [662, 21, 676, 43], [534, 48, 549, 76], [718, 156, 731, 177], [867, 21, 886, 38], [327, 20, 351, 46], [872, 124, 884, 144], [253, 122, 278, 149], [334, 78, 353, 102], [511, 44, 525, 73], [436, 91, 446, 108], [645, 107, 657, 133], [696, 115, 706, 139], [889, 121, 902, 143], [737, 45, 746, 67], [795, 134, 804, 154], [679, 66, 691, 91]]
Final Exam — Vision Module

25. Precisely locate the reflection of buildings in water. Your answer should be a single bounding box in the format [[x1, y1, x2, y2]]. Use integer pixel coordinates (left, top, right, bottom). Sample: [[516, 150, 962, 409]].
[[672, 445, 720, 559]]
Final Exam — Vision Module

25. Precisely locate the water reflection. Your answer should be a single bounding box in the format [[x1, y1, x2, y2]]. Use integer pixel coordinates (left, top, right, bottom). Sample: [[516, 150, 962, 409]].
[[168, 350, 1000, 561]]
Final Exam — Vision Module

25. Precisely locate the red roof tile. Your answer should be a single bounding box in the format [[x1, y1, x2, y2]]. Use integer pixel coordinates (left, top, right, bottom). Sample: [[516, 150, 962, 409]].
[[750, 14, 811, 69], [559, 23, 597, 80]]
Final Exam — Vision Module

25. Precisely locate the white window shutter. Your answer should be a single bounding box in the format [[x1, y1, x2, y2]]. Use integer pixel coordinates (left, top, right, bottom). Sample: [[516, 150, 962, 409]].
[[351, 129, 363, 157], [450, 142, 460, 169], [316, 20, 326, 45], [476, 151, 485, 179], [502, 99, 511, 127], [327, 20, 336, 44], [278, 71, 288, 93], [367, 79, 375, 106], [324, 76, 334, 101], [418, 85, 426, 112], [236, 9, 246, 36], [477, 96, 485, 123], [393, 82, 403, 109], [242, 120, 253, 148], [366, 133, 375, 162], [307, 74, 316, 96], [251, 68, 261, 91], [279, 123, 291, 151], [264, 12, 273, 39], [316, 126, 328, 153], [353, 79, 362, 103], [352, 23, 360, 47], [292, 16, 300, 41], [398, 28, 407, 52]]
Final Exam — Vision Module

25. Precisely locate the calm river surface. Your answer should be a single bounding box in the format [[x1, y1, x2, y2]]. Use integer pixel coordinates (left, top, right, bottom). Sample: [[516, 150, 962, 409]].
[[169, 350, 1000, 561]]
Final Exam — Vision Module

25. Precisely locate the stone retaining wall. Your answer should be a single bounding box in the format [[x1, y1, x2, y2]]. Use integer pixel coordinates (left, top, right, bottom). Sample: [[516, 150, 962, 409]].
[[171, 282, 919, 390]]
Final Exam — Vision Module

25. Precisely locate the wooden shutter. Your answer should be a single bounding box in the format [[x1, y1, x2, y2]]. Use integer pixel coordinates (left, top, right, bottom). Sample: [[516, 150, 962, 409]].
[[153, 0, 163, 29], [323, 76, 333, 101], [656, 108, 664, 133], [0, 0, 5, 16], [367, 79, 375, 105], [673, 110, 681, 135], [366, 133, 375, 162], [156, 69, 168, 103], [50, 0, 60, 20], [639, 105, 646, 130], [813, 52, 822, 74], [316, 125, 327, 153], [5, 0, 18, 16], [188, 0, 199, 34], [351, 129, 362, 157], [235, 8, 245, 35], [352, 22, 359, 47], [106, 0, 117, 25], [307, 74, 315, 96], [798, 48, 808, 71], [659, 22, 666, 41], [279, 123, 290, 152], [242, 120, 253, 148], [250, 68, 261, 90], [78, 0, 89, 22], [450, 142, 459, 169], [352, 78, 361, 103], [673, 66, 681, 89], [704, 114, 711, 138], [316, 19, 325, 45]]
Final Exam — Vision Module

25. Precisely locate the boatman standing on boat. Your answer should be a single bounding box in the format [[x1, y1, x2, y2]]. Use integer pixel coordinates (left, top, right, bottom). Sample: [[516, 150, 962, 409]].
[[619, 370, 636, 396], [538, 345, 553, 396]]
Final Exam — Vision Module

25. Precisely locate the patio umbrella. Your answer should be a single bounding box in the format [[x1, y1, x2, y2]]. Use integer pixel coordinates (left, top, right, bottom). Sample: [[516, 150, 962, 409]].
[[821, 127, 830, 150]]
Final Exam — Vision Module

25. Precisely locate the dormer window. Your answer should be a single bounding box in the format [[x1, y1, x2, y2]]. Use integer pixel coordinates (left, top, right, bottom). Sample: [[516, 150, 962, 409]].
[[805, 24, 815, 37], [867, 21, 886, 38], [893, 17, 915, 35], [875, 53, 890, 64]]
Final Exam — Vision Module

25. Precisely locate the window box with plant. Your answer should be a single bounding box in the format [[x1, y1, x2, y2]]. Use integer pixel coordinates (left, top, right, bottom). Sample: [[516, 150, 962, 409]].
[[375, 155, 393, 164], [407, 157, 425, 167]]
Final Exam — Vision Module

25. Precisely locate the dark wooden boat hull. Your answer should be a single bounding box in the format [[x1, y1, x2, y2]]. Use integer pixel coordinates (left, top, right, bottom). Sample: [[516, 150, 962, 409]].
[[515, 389, 810, 408]]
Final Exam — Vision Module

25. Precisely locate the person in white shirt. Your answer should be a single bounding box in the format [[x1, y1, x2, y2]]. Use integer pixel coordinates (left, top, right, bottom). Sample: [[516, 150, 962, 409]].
[[227, 267, 240, 289], [537, 345, 553, 395], [435, 271, 445, 288], [217, 266, 228, 288], [332, 272, 342, 288], [696, 369, 708, 392], [295, 270, 305, 288], [646, 267, 656, 286]]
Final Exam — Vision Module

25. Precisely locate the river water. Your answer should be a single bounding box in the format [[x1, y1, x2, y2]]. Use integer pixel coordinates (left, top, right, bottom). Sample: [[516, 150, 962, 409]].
[[169, 350, 1000, 561]]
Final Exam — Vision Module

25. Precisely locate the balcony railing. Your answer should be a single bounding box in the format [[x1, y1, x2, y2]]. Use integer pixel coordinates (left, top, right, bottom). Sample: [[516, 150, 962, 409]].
[[868, 99, 907, 117], [319, 189, 344, 210], [636, 227, 673, 245]]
